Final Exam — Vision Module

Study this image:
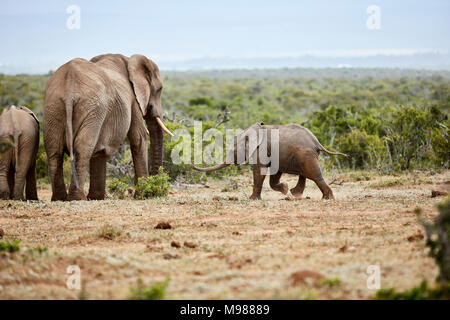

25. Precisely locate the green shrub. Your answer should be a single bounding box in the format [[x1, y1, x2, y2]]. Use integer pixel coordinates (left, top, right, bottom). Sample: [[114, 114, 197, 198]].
[[129, 277, 170, 300], [321, 277, 341, 288], [36, 136, 48, 181], [0, 139, 13, 155], [420, 197, 450, 283], [134, 168, 170, 199], [0, 239, 20, 253], [97, 224, 122, 240], [336, 129, 385, 169], [28, 246, 48, 255], [375, 281, 450, 300], [107, 177, 130, 199]]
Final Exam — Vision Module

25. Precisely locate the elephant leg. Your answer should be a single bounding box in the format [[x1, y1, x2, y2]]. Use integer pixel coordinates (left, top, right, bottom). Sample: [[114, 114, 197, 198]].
[[294, 148, 334, 200], [128, 122, 149, 184], [67, 155, 90, 201], [250, 165, 266, 200], [25, 159, 38, 200], [290, 175, 306, 199], [87, 156, 107, 200], [48, 153, 67, 201], [0, 152, 12, 199], [314, 178, 334, 200], [45, 119, 68, 201], [12, 164, 28, 201], [269, 171, 288, 195], [7, 167, 15, 199], [67, 124, 102, 201]]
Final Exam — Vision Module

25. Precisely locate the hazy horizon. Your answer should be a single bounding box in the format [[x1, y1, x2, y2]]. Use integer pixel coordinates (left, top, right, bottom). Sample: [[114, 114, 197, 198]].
[[1, 0, 449, 74]]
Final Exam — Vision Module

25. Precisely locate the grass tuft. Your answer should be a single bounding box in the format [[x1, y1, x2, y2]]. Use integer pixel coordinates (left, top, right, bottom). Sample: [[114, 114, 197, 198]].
[[129, 277, 170, 300]]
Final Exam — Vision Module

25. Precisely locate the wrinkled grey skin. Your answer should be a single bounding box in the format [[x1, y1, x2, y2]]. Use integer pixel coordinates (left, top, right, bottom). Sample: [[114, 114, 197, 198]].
[[194, 123, 347, 200], [0, 106, 39, 200], [44, 54, 167, 201]]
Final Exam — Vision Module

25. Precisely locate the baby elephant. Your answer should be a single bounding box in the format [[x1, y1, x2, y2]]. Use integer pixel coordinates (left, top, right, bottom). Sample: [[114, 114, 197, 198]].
[[0, 106, 40, 200], [194, 123, 347, 200]]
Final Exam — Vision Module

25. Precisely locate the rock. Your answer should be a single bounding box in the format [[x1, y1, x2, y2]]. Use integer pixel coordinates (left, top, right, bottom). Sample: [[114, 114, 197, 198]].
[[163, 253, 180, 260], [155, 221, 172, 229], [171, 241, 181, 248], [289, 270, 325, 286], [407, 233, 424, 242], [431, 190, 448, 198], [184, 241, 197, 248]]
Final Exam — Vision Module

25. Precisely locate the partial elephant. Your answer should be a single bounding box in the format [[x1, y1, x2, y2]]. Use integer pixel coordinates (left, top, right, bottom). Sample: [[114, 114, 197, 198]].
[[43, 54, 173, 201], [0, 106, 39, 200], [194, 123, 347, 200]]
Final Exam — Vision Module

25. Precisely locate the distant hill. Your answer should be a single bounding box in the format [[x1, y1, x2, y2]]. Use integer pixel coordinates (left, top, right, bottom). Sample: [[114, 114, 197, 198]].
[[164, 67, 450, 79], [159, 52, 450, 73]]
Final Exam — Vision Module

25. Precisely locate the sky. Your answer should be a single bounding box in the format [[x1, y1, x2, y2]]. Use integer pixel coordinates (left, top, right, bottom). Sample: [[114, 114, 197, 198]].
[[0, 0, 449, 73]]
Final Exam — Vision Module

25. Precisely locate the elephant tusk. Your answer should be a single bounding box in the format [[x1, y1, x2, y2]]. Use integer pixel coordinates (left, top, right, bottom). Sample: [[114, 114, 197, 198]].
[[156, 117, 174, 137], [143, 120, 150, 136]]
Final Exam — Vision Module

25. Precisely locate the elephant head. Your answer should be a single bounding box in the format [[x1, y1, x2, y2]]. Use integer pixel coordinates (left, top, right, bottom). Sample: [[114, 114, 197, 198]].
[[126, 54, 173, 174], [194, 122, 265, 172]]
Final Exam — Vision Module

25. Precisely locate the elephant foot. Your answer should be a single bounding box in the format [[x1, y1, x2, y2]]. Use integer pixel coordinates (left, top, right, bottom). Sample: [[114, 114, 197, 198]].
[[322, 193, 335, 200], [249, 194, 261, 200], [51, 191, 67, 202], [0, 191, 10, 200], [87, 192, 105, 201], [290, 192, 303, 200], [280, 183, 289, 195], [67, 189, 87, 201]]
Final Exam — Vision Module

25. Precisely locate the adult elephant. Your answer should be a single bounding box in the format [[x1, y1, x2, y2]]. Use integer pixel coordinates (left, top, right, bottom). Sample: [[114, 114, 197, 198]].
[[44, 54, 173, 201]]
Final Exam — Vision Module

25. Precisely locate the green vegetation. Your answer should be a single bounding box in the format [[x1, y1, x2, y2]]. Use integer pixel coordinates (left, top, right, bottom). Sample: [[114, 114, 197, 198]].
[[107, 177, 129, 199], [376, 198, 450, 299], [375, 281, 450, 300], [321, 277, 341, 288], [420, 197, 450, 284], [1, 69, 448, 183], [134, 168, 171, 199], [27, 246, 48, 255], [129, 277, 170, 300], [0, 239, 21, 253], [0, 139, 13, 155], [97, 224, 122, 240]]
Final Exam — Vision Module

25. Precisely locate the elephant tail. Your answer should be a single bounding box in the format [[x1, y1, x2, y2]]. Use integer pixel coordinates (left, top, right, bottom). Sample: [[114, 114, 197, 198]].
[[9, 106, 20, 168], [193, 163, 230, 172], [65, 99, 78, 188], [319, 146, 349, 157]]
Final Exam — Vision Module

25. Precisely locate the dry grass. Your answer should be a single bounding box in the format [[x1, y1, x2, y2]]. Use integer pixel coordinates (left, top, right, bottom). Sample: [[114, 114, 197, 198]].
[[0, 170, 449, 299]]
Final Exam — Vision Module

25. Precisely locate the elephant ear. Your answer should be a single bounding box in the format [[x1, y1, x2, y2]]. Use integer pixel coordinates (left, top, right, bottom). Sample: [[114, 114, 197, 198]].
[[19, 106, 40, 127], [235, 123, 265, 164], [127, 54, 153, 117]]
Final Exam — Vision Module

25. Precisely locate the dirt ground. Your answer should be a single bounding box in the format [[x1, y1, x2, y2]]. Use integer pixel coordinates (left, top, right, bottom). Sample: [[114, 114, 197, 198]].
[[0, 170, 449, 300]]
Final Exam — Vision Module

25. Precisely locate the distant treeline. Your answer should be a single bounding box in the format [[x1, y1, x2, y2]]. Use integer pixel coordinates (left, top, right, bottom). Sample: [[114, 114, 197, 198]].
[[0, 69, 448, 183]]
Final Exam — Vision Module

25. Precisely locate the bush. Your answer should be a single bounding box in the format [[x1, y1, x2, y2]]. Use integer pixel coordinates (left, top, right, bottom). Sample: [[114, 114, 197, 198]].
[[336, 129, 385, 169], [375, 281, 450, 300], [0, 239, 20, 253], [0, 139, 13, 155], [97, 224, 122, 240], [420, 197, 450, 283], [129, 277, 170, 300], [107, 177, 130, 199], [36, 135, 48, 181], [134, 168, 170, 199]]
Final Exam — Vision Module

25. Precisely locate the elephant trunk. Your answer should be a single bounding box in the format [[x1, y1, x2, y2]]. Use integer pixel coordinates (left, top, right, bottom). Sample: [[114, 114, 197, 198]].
[[146, 117, 164, 175], [193, 163, 230, 172]]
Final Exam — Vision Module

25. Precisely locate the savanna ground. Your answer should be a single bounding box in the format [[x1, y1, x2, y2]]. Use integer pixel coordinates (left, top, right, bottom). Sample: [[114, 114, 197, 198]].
[[0, 170, 449, 300]]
